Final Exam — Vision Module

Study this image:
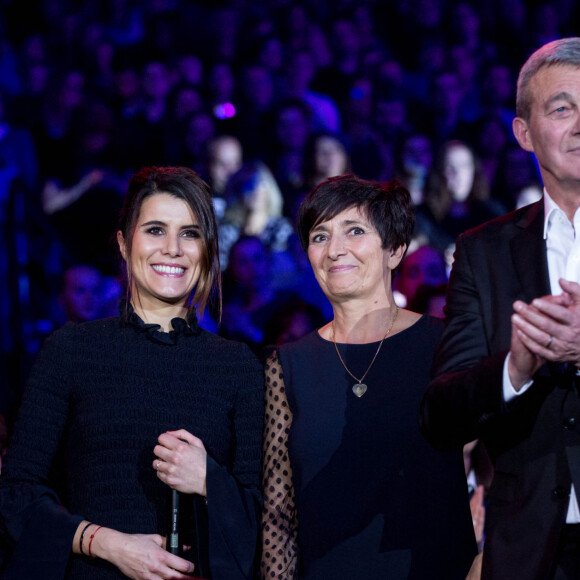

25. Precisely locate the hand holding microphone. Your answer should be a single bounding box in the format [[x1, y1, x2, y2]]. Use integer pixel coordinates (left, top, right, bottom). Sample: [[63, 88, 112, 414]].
[[154, 429, 208, 495], [153, 429, 208, 554]]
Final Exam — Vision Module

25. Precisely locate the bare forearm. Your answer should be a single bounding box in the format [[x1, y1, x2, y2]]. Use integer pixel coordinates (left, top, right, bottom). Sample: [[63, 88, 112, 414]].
[[71, 520, 196, 579]]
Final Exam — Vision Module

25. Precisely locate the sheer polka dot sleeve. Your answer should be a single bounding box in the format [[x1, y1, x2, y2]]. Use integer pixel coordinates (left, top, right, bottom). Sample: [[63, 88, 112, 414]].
[[261, 350, 298, 580]]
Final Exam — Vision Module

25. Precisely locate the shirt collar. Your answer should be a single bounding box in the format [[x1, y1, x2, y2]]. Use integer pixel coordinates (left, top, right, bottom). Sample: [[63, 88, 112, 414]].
[[543, 187, 566, 239]]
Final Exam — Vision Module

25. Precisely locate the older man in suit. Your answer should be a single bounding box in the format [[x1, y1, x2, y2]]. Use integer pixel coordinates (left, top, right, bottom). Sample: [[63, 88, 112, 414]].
[[421, 38, 580, 580]]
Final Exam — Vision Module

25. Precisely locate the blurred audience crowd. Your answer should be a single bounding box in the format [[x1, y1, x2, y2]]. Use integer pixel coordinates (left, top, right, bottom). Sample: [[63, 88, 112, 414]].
[[1, 0, 576, 418]]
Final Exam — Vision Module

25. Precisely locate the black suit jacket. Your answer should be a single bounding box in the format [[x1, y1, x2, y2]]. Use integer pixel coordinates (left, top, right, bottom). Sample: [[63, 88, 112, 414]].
[[421, 200, 580, 580]]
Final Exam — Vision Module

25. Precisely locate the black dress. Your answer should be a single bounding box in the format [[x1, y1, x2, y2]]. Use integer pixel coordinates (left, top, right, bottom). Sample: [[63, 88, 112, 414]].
[[0, 304, 264, 579], [261, 315, 476, 579]]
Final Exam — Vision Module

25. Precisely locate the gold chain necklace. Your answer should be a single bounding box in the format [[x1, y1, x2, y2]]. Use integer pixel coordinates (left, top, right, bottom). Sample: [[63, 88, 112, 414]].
[[331, 307, 399, 398]]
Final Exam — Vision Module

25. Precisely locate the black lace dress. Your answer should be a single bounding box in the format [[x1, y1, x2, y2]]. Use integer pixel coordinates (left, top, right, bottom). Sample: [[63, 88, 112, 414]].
[[0, 303, 264, 579]]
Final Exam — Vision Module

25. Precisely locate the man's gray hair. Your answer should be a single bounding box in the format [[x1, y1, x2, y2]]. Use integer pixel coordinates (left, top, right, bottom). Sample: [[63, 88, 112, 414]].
[[516, 37, 580, 121]]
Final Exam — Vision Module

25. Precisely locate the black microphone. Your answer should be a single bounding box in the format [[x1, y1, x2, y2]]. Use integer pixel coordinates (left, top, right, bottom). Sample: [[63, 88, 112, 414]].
[[166, 489, 181, 555], [165, 436, 191, 557]]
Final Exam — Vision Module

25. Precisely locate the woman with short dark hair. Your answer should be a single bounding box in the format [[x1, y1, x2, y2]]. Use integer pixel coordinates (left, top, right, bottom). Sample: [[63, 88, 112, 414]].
[[261, 174, 476, 579]]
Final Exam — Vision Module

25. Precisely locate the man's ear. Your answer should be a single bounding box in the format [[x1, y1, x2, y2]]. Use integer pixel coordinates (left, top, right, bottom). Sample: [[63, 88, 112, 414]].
[[512, 116, 534, 152], [117, 230, 127, 261]]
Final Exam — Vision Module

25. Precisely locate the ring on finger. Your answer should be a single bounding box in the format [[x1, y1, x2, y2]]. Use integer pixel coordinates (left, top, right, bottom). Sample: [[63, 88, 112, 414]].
[[546, 335, 553, 349], [155, 460, 161, 471]]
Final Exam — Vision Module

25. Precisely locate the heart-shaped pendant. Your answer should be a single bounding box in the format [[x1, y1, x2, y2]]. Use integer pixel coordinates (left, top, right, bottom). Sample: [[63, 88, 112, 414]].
[[352, 383, 367, 398]]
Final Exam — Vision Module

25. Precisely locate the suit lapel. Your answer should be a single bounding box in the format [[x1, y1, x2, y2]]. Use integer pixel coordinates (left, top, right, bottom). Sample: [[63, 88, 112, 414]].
[[510, 201, 551, 302]]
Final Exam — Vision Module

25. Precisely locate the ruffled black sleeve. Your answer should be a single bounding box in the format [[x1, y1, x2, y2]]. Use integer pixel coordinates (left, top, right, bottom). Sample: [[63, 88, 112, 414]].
[[205, 343, 265, 580]]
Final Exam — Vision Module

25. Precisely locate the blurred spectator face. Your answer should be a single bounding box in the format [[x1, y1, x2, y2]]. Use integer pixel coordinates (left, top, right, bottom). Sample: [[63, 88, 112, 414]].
[[242, 65, 273, 110], [412, 0, 443, 29], [314, 136, 349, 178], [375, 97, 407, 134], [177, 55, 203, 86], [444, 143, 475, 201], [173, 86, 202, 120], [208, 136, 243, 194], [402, 135, 433, 175], [23, 34, 47, 63], [116, 69, 140, 100], [186, 112, 215, 156], [353, 5, 374, 44], [500, 0, 527, 30], [212, 8, 239, 41], [347, 78, 373, 121], [61, 265, 104, 323], [61, 13, 83, 45], [43, 0, 66, 25], [449, 46, 477, 84], [287, 4, 310, 47], [209, 63, 235, 102], [60, 71, 85, 110], [244, 177, 269, 213], [251, 14, 276, 38], [80, 101, 114, 155], [95, 41, 114, 72], [228, 237, 270, 290], [451, 2, 480, 45], [276, 105, 309, 150], [211, 8, 239, 61], [377, 60, 404, 89], [83, 23, 105, 51], [286, 52, 315, 94], [433, 71, 463, 115], [532, 4, 559, 44], [417, 37, 445, 72], [259, 37, 284, 73], [330, 20, 359, 58], [27, 63, 50, 94], [484, 65, 512, 107], [309, 27, 332, 68], [142, 61, 171, 100], [478, 117, 508, 157], [397, 246, 447, 303], [362, 46, 385, 76]]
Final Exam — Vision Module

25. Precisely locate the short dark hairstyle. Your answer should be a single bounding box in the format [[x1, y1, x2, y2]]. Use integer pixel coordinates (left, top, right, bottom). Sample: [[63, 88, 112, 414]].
[[118, 166, 221, 318], [297, 174, 415, 254]]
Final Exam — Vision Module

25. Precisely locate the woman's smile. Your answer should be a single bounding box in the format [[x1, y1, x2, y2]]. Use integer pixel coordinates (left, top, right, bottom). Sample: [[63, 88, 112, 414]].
[[328, 264, 356, 273], [151, 263, 187, 276]]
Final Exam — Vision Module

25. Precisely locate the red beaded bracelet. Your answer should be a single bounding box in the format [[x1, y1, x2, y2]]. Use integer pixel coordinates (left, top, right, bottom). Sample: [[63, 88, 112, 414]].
[[88, 525, 103, 559]]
